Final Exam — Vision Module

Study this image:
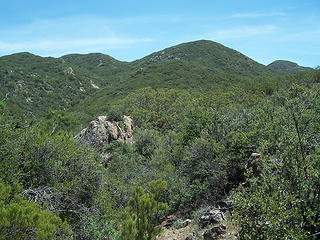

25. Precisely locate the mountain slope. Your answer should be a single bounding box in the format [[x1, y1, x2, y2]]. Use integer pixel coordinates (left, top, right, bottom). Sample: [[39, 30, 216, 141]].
[[69, 40, 279, 121], [268, 60, 313, 73], [61, 53, 131, 83], [0, 40, 285, 121], [133, 40, 271, 76], [124, 40, 277, 89], [0, 52, 100, 116], [64, 40, 277, 90]]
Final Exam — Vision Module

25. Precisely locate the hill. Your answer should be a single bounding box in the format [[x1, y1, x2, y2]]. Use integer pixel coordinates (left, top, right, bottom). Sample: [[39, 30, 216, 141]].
[[126, 40, 277, 87], [267, 60, 313, 73], [0, 52, 103, 117], [134, 40, 269, 75], [68, 40, 280, 123], [61, 53, 131, 83], [0, 40, 282, 122]]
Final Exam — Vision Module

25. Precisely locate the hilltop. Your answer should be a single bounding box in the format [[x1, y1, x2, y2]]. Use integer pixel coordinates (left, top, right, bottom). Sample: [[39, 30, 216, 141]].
[[61, 53, 131, 82], [0, 40, 313, 124], [0, 52, 103, 117], [63, 40, 282, 124], [268, 60, 313, 73], [134, 40, 269, 75], [124, 40, 276, 87]]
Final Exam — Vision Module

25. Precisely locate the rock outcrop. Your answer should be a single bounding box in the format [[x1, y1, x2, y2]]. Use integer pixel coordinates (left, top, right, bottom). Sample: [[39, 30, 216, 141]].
[[74, 115, 134, 151], [199, 209, 224, 229], [203, 224, 226, 240], [161, 214, 178, 228]]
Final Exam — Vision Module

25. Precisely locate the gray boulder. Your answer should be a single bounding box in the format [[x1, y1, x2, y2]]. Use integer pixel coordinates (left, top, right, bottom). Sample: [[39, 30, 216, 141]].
[[203, 225, 226, 240], [74, 115, 133, 151], [199, 209, 224, 229]]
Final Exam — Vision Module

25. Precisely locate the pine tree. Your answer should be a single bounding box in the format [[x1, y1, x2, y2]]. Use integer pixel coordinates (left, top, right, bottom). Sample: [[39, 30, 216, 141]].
[[120, 180, 167, 240]]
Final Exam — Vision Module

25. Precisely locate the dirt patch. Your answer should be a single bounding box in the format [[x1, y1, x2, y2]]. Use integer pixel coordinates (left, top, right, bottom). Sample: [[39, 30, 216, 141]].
[[157, 225, 192, 240], [157, 221, 238, 240]]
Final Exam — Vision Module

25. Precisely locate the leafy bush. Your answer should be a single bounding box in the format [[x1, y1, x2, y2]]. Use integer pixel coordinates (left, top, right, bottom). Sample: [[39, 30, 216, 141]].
[[179, 138, 226, 205], [134, 129, 161, 159], [233, 155, 320, 239], [107, 107, 123, 122], [0, 111, 104, 234], [233, 84, 320, 239], [77, 215, 119, 240], [0, 181, 72, 240]]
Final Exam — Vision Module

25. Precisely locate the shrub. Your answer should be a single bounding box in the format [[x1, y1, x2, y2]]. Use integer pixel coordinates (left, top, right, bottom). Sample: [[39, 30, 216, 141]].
[[0, 112, 104, 231], [134, 129, 161, 159], [107, 107, 123, 122], [233, 153, 320, 239], [77, 215, 119, 240], [0, 181, 72, 240], [120, 180, 168, 240]]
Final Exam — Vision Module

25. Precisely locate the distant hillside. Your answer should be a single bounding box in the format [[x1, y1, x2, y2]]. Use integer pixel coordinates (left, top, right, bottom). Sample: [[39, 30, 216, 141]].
[[61, 53, 131, 82], [68, 40, 279, 121], [268, 60, 313, 73], [1, 40, 282, 121], [125, 40, 277, 87], [0, 52, 101, 116], [62, 40, 275, 89], [134, 40, 270, 76]]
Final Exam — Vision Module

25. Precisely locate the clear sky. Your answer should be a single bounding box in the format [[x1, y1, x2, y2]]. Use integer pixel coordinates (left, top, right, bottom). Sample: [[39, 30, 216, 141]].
[[1, 0, 319, 67]]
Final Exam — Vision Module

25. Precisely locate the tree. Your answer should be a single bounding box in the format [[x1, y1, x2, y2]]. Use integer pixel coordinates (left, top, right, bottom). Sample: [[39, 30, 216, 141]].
[[120, 180, 168, 240]]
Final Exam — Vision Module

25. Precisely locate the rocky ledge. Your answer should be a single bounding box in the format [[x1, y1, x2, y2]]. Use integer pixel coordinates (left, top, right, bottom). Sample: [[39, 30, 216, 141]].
[[74, 115, 134, 151]]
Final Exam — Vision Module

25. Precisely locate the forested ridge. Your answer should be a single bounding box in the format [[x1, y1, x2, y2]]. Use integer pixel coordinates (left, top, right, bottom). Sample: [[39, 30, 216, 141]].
[[1, 40, 319, 239]]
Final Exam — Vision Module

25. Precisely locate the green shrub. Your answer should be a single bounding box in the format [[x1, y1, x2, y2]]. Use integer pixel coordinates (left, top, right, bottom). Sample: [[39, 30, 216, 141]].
[[120, 180, 168, 240], [0, 112, 104, 232], [0, 181, 72, 240], [134, 129, 161, 159], [77, 215, 119, 240], [233, 150, 320, 239], [107, 107, 123, 122]]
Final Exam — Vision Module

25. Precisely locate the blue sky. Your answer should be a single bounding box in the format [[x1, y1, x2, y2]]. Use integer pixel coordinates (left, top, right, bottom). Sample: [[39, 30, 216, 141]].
[[1, 0, 319, 67]]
